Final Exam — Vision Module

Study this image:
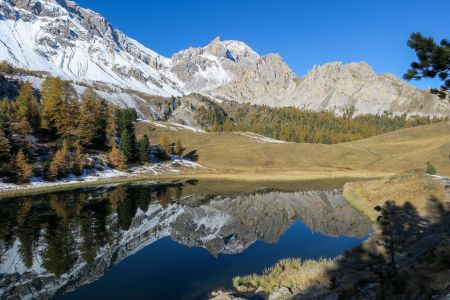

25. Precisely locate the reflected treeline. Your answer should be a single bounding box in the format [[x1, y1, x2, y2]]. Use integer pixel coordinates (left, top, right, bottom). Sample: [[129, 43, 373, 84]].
[[0, 182, 188, 275], [0, 181, 371, 299]]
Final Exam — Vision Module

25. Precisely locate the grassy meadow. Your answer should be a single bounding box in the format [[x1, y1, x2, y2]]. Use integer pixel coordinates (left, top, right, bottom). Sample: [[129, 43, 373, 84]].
[[136, 120, 450, 177]]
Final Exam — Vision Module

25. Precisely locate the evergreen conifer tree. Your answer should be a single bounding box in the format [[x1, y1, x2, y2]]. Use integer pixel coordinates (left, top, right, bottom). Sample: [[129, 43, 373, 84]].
[[0, 127, 11, 161], [137, 134, 150, 164], [404, 33, 450, 98], [119, 130, 133, 162]]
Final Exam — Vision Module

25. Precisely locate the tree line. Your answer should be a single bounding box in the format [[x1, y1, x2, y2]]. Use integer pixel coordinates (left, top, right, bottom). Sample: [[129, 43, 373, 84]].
[[198, 103, 445, 143], [0, 77, 183, 184]]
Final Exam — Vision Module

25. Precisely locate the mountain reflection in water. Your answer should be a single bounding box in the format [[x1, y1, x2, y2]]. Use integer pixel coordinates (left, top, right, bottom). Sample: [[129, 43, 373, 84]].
[[0, 181, 372, 299]]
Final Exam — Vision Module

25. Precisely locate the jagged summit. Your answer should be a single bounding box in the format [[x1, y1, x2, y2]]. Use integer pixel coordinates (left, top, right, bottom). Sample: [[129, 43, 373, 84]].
[[0, 0, 180, 95], [0, 0, 448, 116], [280, 60, 449, 116]]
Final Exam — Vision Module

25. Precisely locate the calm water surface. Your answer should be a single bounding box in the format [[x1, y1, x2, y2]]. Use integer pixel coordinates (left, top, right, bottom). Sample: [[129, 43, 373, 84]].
[[0, 180, 372, 300]]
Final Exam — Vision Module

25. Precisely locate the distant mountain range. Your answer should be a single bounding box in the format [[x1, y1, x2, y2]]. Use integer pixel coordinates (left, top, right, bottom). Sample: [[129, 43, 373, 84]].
[[0, 0, 448, 116]]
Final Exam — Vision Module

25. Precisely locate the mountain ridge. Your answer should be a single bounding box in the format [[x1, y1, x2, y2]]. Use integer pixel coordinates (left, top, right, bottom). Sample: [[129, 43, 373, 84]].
[[0, 0, 448, 117]]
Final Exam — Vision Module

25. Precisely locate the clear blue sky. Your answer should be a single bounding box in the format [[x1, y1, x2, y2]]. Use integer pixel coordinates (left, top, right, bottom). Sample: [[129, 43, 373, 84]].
[[76, 0, 449, 89]]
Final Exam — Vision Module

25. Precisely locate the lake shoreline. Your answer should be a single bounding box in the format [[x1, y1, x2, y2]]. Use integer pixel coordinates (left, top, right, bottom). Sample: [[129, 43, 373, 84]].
[[229, 171, 450, 299], [0, 169, 388, 199]]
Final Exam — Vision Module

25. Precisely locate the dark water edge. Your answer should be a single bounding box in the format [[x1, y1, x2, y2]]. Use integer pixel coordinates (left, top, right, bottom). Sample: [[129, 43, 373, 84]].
[[54, 223, 365, 300], [0, 180, 372, 300]]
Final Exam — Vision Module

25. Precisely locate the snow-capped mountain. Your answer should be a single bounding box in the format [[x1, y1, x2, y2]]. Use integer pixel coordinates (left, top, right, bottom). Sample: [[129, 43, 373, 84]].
[[0, 0, 182, 96], [0, 0, 448, 116]]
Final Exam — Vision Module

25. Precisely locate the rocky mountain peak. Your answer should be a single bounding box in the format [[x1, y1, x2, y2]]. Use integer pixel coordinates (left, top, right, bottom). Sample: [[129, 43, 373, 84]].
[[204, 36, 260, 62], [209, 35, 222, 44], [205, 36, 227, 57], [308, 61, 375, 80], [280, 61, 449, 116], [0, 0, 448, 117]]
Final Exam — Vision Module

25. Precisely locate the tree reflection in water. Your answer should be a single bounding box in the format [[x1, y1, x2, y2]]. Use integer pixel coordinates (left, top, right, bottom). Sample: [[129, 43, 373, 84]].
[[0, 181, 371, 299]]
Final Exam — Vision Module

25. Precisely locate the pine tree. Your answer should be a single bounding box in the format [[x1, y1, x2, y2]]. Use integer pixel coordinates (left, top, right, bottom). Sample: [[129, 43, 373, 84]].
[[159, 134, 170, 155], [48, 140, 70, 179], [174, 139, 183, 156], [0, 128, 11, 161], [115, 108, 137, 162], [77, 88, 107, 147], [15, 81, 40, 132], [0, 99, 13, 137], [108, 143, 127, 170], [119, 130, 134, 162], [0, 108, 12, 178], [117, 108, 137, 136], [15, 149, 32, 183], [404, 32, 450, 98], [106, 106, 119, 143], [137, 134, 150, 164]]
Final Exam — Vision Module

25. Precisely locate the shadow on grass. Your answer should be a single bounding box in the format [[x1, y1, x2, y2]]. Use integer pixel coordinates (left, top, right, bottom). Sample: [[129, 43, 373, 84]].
[[300, 196, 450, 299]]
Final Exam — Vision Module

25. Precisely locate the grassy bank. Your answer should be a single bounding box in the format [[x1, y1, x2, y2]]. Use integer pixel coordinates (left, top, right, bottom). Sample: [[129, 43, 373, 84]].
[[343, 169, 449, 221], [233, 258, 337, 295], [0, 169, 382, 199]]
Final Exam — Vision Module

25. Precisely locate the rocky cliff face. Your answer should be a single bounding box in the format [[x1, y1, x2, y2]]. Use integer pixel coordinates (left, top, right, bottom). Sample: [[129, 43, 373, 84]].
[[171, 36, 297, 105], [281, 62, 449, 116], [0, 0, 448, 117]]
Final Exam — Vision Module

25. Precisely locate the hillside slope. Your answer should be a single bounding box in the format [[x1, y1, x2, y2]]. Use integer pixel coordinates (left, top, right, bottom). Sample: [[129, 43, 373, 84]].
[[137, 121, 450, 176]]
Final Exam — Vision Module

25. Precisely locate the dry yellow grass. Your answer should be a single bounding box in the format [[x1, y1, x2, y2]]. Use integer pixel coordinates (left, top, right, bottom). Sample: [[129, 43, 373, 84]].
[[233, 258, 336, 295], [343, 170, 449, 221], [2, 122, 447, 198], [136, 121, 450, 178]]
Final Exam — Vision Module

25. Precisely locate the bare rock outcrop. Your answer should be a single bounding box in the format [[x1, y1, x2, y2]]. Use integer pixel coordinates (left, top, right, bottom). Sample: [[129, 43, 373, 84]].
[[281, 62, 450, 116]]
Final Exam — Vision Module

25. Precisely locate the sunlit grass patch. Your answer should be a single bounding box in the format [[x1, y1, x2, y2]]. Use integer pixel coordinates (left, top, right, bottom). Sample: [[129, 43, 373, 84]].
[[232, 258, 337, 295]]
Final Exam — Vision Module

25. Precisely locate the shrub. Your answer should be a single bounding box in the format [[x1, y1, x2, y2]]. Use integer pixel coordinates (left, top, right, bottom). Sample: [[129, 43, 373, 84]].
[[425, 162, 437, 175]]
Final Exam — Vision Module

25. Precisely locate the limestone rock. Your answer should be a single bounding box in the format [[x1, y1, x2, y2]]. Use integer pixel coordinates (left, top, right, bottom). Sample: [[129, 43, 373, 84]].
[[280, 61, 450, 116]]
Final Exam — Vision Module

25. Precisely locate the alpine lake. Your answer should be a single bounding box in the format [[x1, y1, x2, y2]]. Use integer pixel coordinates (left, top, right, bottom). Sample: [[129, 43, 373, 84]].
[[0, 179, 372, 300]]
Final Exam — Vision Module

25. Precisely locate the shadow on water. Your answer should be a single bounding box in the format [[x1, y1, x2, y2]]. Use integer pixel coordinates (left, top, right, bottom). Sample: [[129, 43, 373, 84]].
[[298, 196, 450, 300], [0, 180, 373, 300]]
